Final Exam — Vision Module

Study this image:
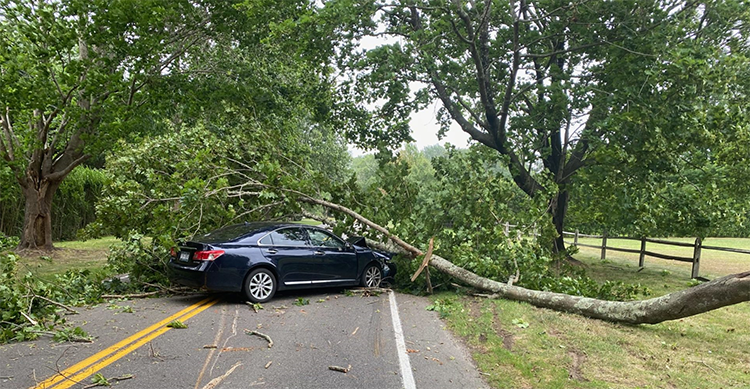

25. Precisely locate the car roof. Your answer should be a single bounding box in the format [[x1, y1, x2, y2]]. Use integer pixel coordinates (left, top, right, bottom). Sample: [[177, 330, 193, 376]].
[[196, 222, 326, 243]]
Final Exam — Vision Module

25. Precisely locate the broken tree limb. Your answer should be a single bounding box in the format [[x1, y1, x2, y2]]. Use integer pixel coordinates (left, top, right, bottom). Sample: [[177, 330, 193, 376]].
[[302, 196, 750, 325], [245, 330, 273, 348], [411, 237, 434, 282], [432, 254, 750, 324], [297, 196, 423, 256]]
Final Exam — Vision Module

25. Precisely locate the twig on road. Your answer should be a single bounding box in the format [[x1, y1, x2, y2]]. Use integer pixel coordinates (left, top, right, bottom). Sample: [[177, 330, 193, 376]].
[[328, 365, 352, 373], [245, 330, 273, 348], [82, 374, 133, 388]]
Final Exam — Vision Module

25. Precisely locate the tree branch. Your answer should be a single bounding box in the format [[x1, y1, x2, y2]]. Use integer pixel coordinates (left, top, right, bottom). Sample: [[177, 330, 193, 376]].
[[303, 196, 750, 325]]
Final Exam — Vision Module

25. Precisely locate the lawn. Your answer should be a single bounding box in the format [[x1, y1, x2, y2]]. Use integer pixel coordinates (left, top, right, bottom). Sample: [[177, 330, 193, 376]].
[[435, 242, 750, 389], [573, 236, 750, 279], [14, 236, 119, 279]]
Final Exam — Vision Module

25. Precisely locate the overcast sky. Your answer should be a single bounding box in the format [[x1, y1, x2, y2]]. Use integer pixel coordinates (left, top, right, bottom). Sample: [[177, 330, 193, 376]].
[[348, 100, 473, 157]]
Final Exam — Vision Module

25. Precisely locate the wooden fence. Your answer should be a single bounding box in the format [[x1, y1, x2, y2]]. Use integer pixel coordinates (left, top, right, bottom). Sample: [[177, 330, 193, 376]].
[[563, 230, 750, 279]]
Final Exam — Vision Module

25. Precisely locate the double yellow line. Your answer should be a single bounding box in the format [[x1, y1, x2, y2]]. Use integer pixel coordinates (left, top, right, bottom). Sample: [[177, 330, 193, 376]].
[[33, 297, 219, 389]]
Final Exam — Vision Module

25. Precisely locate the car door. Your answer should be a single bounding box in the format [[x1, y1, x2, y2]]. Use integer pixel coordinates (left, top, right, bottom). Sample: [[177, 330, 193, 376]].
[[259, 227, 315, 286], [306, 228, 358, 282]]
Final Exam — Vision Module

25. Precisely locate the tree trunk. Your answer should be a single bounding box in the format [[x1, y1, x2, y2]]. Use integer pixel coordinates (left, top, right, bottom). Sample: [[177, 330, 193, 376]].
[[299, 195, 750, 324], [429, 255, 750, 325], [18, 177, 61, 250], [550, 188, 569, 254]]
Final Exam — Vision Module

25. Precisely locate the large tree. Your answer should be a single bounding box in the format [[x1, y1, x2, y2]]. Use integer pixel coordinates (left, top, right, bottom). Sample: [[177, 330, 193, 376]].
[[0, 0, 340, 249], [0, 0, 213, 249], [330, 0, 750, 252]]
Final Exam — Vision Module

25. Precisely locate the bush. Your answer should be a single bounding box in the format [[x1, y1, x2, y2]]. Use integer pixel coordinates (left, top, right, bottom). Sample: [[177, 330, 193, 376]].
[[105, 233, 172, 291], [0, 253, 103, 343]]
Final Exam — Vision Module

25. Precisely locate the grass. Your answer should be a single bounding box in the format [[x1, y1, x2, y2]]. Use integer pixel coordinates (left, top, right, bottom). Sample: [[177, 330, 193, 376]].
[[15, 236, 119, 279], [574, 237, 750, 278], [435, 243, 750, 389]]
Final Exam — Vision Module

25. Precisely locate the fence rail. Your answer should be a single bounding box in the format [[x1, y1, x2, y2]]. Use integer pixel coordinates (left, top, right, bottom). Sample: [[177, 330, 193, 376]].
[[564, 229, 750, 279], [502, 225, 747, 279]]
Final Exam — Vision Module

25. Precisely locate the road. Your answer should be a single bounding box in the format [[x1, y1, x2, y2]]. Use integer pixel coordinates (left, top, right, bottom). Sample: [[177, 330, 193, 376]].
[[0, 290, 489, 389]]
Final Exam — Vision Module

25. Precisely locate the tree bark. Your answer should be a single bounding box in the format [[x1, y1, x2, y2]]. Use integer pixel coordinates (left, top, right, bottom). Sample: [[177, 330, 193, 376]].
[[430, 255, 750, 324], [18, 177, 62, 250], [301, 196, 750, 324], [550, 188, 569, 254]]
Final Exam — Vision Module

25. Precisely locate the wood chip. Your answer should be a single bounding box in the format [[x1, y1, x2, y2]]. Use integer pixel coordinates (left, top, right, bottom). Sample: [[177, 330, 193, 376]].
[[406, 349, 419, 353], [264, 361, 272, 369], [351, 327, 359, 336], [328, 365, 352, 373]]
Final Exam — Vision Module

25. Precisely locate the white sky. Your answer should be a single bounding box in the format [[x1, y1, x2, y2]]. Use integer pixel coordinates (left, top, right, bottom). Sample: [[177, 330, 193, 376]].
[[348, 103, 472, 156]]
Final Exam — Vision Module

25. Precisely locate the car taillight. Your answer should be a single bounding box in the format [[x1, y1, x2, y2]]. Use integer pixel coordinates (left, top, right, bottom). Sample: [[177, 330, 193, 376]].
[[170, 247, 177, 257], [193, 250, 225, 261]]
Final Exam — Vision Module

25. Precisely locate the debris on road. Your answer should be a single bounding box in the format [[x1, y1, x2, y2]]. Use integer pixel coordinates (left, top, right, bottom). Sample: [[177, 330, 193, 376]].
[[203, 345, 217, 349], [246, 302, 263, 313], [221, 347, 253, 352], [245, 329, 273, 348], [201, 362, 242, 389], [351, 326, 359, 336], [166, 320, 187, 329], [83, 373, 133, 389], [328, 365, 352, 373], [264, 361, 273, 369]]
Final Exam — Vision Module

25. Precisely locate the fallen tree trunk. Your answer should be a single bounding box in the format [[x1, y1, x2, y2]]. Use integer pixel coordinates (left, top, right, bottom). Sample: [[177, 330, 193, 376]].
[[300, 196, 750, 325], [430, 255, 750, 324]]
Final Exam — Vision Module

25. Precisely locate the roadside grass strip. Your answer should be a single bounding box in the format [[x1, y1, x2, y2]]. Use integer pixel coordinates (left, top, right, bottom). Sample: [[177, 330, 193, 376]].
[[33, 297, 218, 389]]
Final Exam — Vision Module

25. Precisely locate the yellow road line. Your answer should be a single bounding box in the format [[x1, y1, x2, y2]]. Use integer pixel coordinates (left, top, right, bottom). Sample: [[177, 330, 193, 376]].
[[52, 298, 219, 389], [33, 297, 216, 389]]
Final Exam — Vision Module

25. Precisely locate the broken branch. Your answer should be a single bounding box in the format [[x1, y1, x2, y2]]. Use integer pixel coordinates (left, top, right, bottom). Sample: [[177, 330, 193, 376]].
[[302, 196, 750, 325], [328, 365, 352, 373], [245, 330, 273, 348]]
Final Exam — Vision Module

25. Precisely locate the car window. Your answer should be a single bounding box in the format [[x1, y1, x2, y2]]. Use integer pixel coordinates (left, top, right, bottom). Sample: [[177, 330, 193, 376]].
[[307, 229, 345, 249], [200, 223, 257, 242], [259, 234, 273, 245], [263, 227, 308, 247]]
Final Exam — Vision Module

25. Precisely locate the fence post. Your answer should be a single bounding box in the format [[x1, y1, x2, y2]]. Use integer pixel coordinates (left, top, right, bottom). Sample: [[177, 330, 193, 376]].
[[504, 222, 510, 237], [639, 237, 646, 268], [692, 237, 702, 279], [600, 230, 608, 260], [574, 229, 579, 245]]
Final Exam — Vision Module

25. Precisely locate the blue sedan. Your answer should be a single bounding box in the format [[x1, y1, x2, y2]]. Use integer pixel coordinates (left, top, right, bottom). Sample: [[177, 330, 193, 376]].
[[168, 222, 396, 303]]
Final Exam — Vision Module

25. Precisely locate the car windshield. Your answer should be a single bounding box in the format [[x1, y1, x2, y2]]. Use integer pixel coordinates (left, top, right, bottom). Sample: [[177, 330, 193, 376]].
[[199, 223, 266, 243]]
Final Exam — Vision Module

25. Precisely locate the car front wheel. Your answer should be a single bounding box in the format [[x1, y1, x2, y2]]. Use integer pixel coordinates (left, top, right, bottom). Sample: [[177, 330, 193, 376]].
[[244, 268, 277, 303], [361, 264, 382, 288]]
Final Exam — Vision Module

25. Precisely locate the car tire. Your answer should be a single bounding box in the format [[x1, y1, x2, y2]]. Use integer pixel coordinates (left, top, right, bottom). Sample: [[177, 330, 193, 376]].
[[244, 268, 277, 303], [361, 263, 382, 288]]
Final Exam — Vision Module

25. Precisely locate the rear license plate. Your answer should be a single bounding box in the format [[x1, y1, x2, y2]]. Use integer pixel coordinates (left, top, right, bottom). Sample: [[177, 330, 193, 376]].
[[179, 251, 190, 262]]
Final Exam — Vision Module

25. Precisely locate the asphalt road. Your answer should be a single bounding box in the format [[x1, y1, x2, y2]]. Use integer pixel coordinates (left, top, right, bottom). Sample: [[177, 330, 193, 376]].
[[0, 290, 489, 389]]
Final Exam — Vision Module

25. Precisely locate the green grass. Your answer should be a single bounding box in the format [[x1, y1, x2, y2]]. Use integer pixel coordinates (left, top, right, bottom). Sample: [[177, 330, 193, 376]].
[[15, 236, 119, 279], [436, 246, 750, 389], [574, 237, 750, 278]]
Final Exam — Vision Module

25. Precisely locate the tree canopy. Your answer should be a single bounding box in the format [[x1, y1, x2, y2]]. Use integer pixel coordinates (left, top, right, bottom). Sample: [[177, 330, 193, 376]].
[[327, 0, 750, 249]]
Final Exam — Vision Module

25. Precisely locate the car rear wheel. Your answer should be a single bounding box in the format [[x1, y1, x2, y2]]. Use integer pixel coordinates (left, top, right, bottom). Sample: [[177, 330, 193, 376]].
[[244, 268, 277, 303], [361, 264, 382, 288]]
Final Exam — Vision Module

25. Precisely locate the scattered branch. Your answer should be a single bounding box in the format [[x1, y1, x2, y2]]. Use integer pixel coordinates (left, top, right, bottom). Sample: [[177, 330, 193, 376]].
[[82, 374, 133, 389], [201, 362, 242, 389], [245, 330, 273, 348], [328, 365, 352, 373], [101, 291, 160, 299]]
